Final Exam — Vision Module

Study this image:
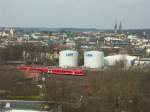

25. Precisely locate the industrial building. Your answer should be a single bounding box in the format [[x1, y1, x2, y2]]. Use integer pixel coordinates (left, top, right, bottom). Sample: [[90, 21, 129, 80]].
[[134, 58, 150, 65], [58, 50, 142, 69]]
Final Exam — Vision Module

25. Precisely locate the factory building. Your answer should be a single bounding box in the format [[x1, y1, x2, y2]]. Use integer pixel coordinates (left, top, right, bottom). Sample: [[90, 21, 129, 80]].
[[58, 49, 146, 69], [134, 58, 150, 66]]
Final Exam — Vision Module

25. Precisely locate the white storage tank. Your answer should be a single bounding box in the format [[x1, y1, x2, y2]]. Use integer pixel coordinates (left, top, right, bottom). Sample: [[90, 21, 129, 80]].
[[146, 49, 150, 55], [59, 50, 78, 67], [84, 51, 104, 68], [104, 54, 137, 67], [104, 54, 126, 66]]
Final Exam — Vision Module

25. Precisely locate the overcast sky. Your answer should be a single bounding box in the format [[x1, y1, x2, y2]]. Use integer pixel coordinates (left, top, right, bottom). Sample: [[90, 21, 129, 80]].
[[0, 0, 149, 29]]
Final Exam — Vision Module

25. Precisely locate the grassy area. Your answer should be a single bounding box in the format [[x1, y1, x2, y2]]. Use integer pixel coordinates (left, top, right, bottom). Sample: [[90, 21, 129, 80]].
[[0, 65, 150, 112], [0, 65, 40, 100], [45, 67, 150, 112]]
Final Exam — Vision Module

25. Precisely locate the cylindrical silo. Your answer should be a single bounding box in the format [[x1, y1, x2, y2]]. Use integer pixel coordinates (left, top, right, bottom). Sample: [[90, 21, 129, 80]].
[[84, 51, 104, 68], [59, 50, 78, 67]]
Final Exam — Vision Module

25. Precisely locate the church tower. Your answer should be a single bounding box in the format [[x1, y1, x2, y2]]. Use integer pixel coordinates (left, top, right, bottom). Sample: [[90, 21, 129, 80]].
[[114, 22, 118, 33], [119, 21, 122, 33]]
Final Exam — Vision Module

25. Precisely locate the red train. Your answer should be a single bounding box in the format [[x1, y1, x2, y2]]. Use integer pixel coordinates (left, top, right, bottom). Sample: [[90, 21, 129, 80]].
[[17, 66, 84, 77]]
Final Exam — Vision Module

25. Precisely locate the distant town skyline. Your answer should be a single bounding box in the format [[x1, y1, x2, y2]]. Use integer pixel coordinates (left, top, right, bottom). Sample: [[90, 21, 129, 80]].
[[0, 0, 150, 29]]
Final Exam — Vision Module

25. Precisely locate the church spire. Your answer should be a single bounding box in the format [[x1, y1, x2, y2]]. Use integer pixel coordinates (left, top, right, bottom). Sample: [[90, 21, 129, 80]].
[[114, 21, 117, 33]]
